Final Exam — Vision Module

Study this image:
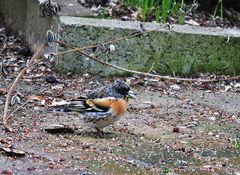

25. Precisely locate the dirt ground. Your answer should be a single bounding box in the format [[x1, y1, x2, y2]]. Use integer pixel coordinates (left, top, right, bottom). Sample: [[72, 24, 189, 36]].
[[0, 74, 240, 175]]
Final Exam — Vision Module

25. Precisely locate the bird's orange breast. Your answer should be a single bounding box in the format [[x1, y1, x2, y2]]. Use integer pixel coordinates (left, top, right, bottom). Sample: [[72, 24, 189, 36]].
[[110, 99, 128, 116], [92, 98, 129, 116]]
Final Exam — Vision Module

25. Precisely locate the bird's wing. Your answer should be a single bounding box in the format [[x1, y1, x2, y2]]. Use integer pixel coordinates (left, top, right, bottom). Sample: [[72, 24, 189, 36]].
[[65, 97, 112, 113], [91, 97, 127, 116]]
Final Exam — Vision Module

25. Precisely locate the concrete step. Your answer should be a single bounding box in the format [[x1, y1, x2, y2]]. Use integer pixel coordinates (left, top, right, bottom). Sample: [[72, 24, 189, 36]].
[[57, 16, 240, 76]]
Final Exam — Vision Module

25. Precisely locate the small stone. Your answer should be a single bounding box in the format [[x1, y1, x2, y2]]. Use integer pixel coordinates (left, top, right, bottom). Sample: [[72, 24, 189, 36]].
[[185, 147, 193, 153], [45, 124, 74, 134], [185, 19, 200, 26], [189, 121, 198, 126], [202, 165, 212, 170], [187, 124, 196, 128], [83, 73, 90, 77], [78, 0, 86, 5], [111, 0, 119, 3], [232, 115, 237, 120], [209, 116, 216, 121], [45, 75, 59, 84], [170, 84, 181, 91], [234, 83, 240, 88], [121, 16, 130, 21], [1, 147, 25, 157], [236, 119, 240, 124], [40, 100, 46, 106], [177, 160, 188, 169], [172, 127, 179, 133], [208, 132, 214, 136], [1, 170, 13, 175], [224, 85, 231, 92], [51, 84, 64, 91], [109, 44, 115, 53], [51, 84, 64, 96], [79, 172, 92, 175]]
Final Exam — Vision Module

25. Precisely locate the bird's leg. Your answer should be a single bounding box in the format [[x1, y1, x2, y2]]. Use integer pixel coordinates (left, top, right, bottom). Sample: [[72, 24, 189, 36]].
[[95, 127, 104, 137]]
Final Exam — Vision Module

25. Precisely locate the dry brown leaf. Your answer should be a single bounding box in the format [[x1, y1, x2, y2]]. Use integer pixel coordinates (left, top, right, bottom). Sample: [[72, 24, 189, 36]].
[[0, 88, 8, 95], [0, 146, 26, 157], [28, 95, 46, 101]]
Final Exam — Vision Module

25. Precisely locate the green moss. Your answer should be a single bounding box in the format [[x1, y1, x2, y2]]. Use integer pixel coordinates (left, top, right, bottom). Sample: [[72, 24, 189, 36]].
[[55, 25, 240, 76]]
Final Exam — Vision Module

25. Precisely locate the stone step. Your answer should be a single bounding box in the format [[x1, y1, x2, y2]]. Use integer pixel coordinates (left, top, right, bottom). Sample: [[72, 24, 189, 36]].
[[57, 16, 240, 76]]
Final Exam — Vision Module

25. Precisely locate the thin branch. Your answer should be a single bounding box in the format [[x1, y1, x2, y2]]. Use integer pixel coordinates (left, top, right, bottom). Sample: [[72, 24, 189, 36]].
[[56, 40, 240, 82], [55, 48, 80, 56], [10, 99, 31, 116], [2, 44, 46, 132], [28, 57, 45, 68], [147, 61, 155, 73]]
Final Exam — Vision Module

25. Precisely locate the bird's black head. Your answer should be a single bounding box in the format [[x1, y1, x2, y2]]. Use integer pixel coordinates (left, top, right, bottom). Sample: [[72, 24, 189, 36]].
[[88, 79, 135, 99], [112, 80, 131, 96]]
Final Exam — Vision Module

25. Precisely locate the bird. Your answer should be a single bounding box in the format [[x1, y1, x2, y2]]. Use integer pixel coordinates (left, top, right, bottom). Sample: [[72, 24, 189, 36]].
[[51, 80, 136, 136]]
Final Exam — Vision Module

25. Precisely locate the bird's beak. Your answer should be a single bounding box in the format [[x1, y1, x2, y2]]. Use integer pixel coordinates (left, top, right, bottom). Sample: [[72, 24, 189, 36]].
[[128, 90, 137, 99]]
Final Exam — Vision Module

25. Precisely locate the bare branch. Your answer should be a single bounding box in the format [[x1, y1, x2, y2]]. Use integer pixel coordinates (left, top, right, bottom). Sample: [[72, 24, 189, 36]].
[[2, 44, 46, 132]]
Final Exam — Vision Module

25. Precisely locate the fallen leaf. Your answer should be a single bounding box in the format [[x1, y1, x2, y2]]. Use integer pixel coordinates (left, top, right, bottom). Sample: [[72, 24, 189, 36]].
[[51, 84, 64, 91], [0, 61, 8, 76], [28, 95, 46, 101], [234, 83, 240, 88], [1, 170, 13, 175], [0, 88, 8, 95], [51, 84, 64, 97], [0, 146, 25, 157], [185, 19, 200, 26], [223, 85, 231, 92], [51, 99, 68, 106], [170, 84, 181, 91], [10, 94, 21, 106]]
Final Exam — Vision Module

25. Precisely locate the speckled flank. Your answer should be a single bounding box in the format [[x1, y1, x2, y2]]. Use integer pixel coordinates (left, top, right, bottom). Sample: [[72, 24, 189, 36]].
[[82, 112, 121, 128], [75, 97, 129, 128]]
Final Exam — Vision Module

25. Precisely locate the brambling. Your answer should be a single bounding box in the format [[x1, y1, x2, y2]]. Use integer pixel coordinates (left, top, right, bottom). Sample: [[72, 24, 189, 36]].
[[53, 80, 136, 136]]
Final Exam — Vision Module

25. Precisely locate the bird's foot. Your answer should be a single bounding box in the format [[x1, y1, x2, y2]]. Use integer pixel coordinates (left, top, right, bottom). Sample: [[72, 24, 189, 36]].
[[95, 127, 105, 138]]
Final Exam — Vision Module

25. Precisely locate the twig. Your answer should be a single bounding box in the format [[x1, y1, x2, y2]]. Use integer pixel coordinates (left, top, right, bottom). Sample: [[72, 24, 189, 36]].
[[147, 61, 155, 73], [10, 99, 31, 116], [2, 44, 46, 132], [28, 57, 45, 68], [56, 40, 240, 82]]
